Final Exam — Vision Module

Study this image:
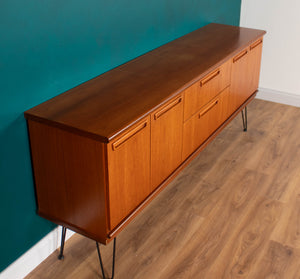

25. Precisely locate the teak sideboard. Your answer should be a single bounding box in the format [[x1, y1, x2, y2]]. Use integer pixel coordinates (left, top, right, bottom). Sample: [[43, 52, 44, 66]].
[[25, 24, 266, 247]]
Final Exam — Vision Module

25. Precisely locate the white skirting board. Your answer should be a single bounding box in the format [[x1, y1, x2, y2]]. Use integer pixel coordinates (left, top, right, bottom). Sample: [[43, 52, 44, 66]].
[[256, 87, 300, 107], [0, 227, 74, 279]]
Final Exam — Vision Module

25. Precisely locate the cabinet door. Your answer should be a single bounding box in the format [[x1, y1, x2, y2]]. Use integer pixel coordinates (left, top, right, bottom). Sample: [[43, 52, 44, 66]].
[[107, 117, 151, 230], [184, 59, 231, 121], [151, 95, 184, 189], [230, 38, 263, 111], [230, 47, 251, 110], [182, 87, 230, 160], [249, 38, 263, 95], [183, 83, 199, 121]]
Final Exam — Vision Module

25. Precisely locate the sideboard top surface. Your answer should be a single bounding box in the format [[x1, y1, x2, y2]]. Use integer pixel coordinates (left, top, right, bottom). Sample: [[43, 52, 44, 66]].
[[24, 23, 266, 142]]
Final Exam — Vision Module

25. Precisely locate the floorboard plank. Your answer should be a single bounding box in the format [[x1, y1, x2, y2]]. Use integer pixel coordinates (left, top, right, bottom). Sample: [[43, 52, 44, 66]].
[[249, 240, 300, 279]]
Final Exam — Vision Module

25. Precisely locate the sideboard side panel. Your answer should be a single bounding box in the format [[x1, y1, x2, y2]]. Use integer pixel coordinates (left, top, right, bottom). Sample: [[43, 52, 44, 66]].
[[27, 120, 108, 243]]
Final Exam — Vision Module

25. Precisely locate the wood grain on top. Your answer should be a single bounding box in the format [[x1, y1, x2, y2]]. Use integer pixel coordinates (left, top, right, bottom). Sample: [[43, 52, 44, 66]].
[[24, 23, 266, 142]]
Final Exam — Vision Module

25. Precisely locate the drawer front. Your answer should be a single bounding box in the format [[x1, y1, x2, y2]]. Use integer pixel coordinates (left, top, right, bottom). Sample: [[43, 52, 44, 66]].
[[198, 59, 231, 109], [184, 59, 231, 121], [107, 116, 151, 230], [182, 87, 230, 160], [151, 95, 184, 189]]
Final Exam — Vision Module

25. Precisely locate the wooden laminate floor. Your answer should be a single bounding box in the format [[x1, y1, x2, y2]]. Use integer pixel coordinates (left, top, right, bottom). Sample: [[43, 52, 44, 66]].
[[26, 99, 300, 279]]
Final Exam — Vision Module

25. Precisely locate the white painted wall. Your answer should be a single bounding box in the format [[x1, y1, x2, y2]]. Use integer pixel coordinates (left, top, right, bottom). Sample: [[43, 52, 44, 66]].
[[240, 0, 300, 98]]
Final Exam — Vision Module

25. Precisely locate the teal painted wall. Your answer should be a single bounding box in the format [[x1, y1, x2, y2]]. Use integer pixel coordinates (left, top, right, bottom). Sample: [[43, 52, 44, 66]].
[[0, 0, 241, 272]]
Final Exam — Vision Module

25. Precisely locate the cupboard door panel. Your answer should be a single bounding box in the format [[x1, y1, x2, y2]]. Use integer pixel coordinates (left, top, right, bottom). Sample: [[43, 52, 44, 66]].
[[184, 59, 231, 121], [230, 38, 263, 111], [249, 38, 263, 95], [151, 95, 184, 189], [182, 87, 230, 160], [107, 117, 151, 230], [183, 83, 199, 121], [230, 47, 251, 110]]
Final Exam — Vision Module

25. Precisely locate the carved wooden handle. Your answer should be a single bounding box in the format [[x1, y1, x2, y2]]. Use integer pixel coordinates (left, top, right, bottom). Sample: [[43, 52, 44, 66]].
[[199, 99, 219, 118], [112, 120, 148, 150], [200, 69, 220, 87], [233, 49, 248, 63], [250, 39, 263, 50], [154, 97, 182, 120]]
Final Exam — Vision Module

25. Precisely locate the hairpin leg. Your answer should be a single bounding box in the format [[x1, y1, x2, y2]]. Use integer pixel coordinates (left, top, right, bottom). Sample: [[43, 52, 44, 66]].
[[58, 226, 67, 260], [96, 238, 117, 279], [241, 106, 248, 132]]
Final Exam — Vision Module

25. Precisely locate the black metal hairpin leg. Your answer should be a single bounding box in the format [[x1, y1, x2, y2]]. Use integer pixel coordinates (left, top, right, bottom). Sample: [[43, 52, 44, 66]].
[[58, 226, 67, 260], [241, 106, 248, 132], [96, 238, 117, 279]]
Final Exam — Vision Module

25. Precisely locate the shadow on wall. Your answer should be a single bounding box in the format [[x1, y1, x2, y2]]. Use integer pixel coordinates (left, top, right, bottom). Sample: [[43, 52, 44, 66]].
[[0, 115, 56, 271]]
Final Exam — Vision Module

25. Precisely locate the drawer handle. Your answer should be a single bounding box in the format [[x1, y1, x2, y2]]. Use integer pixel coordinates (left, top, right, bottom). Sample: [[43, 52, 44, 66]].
[[112, 120, 148, 150], [154, 97, 182, 120], [200, 69, 220, 87], [250, 39, 263, 50], [233, 49, 248, 63], [199, 99, 219, 118]]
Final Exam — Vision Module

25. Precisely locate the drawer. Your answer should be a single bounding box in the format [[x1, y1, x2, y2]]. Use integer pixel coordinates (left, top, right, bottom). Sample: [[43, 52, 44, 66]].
[[182, 87, 230, 160], [184, 59, 231, 121]]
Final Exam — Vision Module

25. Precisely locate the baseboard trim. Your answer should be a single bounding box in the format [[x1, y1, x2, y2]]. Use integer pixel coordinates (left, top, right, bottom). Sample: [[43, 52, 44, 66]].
[[256, 87, 300, 107], [0, 227, 74, 279]]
